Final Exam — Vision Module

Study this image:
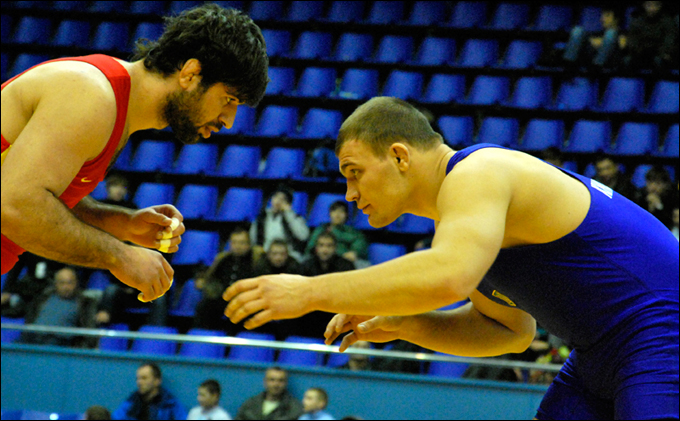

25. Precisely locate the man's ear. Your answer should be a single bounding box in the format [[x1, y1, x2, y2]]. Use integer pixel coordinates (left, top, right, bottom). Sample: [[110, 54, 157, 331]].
[[178, 58, 203, 89], [389, 143, 410, 172]]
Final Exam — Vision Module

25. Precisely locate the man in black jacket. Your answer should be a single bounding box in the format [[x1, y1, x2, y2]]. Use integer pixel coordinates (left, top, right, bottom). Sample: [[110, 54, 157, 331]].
[[235, 367, 303, 420]]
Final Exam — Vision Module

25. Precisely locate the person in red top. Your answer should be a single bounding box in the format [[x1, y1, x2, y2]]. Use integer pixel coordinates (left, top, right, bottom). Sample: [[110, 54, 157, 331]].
[[1, 4, 269, 302]]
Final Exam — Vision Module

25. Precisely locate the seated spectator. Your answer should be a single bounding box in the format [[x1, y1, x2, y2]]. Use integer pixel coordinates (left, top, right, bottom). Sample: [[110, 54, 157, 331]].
[[340, 341, 373, 372], [538, 147, 564, 168], [624, 1, 679, 70], [95, 283, 168, 328], [99, 173, 138, 210], [235, 367, 303, 420], [84, 405, 111, 420], [593, 155, 637, 200], [635, 165, 678, 228], [562, 7, 625, 69], [304, 201, 369, 269], [1, 252, 59, 318], [299, 388, 334, 420], [672, 206, 679, 241], [251, 186, 310, 263], [20, 266, 97, 348], [112, 362, 187, 420], [301, 233, 355, 277], [192, 227, 264, 334], [188, 379, 231, 420], [255, 239, 301, 276]]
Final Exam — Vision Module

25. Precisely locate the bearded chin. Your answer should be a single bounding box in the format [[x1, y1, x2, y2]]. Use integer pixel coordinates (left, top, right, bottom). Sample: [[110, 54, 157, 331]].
[[162, 91, 203, 145]]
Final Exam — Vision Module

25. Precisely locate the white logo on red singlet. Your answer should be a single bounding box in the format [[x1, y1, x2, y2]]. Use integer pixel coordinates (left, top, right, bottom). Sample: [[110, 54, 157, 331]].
[[590, 179, 613, 199]]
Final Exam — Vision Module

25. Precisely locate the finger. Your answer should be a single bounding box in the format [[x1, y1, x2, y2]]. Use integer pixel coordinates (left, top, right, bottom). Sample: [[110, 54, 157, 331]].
[[325, 323, 354, 345], [230, 299, 267, 325], [223, 278, 260, 301], [339, 331, 360, 353], [243, 309, 274, 330], [156, 236, 182, 253], [153, 204, 184, 222], [225, 288, 261, 319], [357, 316, 382, 334], [160, 218, 184, 240], [324, 314, 347, 338]]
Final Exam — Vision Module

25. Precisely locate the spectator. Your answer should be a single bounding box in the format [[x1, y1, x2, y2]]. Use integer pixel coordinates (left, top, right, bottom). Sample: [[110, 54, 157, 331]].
[[593, 155, 637, 200], [99, 173, 138, 210], [340, 341, 373, 372], [254, 239, 301, 276], [187, 379, 231, 420], [235, 367, 303, 420], [625, 1, 679, 70], [95, 282, 168, 328], [563, 7, 625, 69], [251, 186, 310, 263], [635, 165, 678, 228], [538, 147, 564, 168], [304, 201, 369, 269], [193, 227, 264, 333], [85, 405, 112, 420], [1, 252, 59, 318], [671, 206, 679, 240], [20, 266, 97, 348], [112, 362, 187, 420], [299, 388, 334, 421]]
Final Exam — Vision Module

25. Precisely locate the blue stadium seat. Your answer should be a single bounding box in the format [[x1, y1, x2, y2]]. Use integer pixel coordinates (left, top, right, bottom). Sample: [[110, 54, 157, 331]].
[[261, 29, 291, 58], [562, 161, 578, 173], [531, 5, 573, 31], [1, 15, 13, 42], [428, 353, 471, 378], [580, 7, 603, 32], [455, 39, 499, 68], [368, 244, 407, 265], [277, 336, 325, 367], [9, 54, 49, 79], [1, 273, 6, 291], [130, 140, 175, 172], [131, 326, 178, 355], [226, 106, 256, 135], [130, 1, 166, 14], [291, 32, 333, 60], [323, 1, 365, 23], [259, 147, 306, 179], [655, 124, 679, 158], [14, 0, 50, 8], [292, 192, 309, 217], [168, 1, 202, 15], [170, 279, 203, 317], [366, 1, 405, 24], [89, 1, 125, 12], [292, 67, 337, 98], [286, 1, 324, 21], [175, 184, 218, 220], [331, 33, 374, 62], [228, 331, 276, 362], [52, 1, 88, 11], [265, 67, 295, 96], [448, 1, 488, 28], [631, 165, 654, 189], [91, 22, 130, 51], [1, 411, 23, 420], [304, 147, 340, 179], [464, 76, 510, 105], [53, 20, 90, 47], [477, 117, 519, 147], [295, 108, 344, 139], [645, 81, 679, 114], [171, 230, 220, 265], [130, 22, 164, 48], [87, 271, 111, 291], [212, 187, 263, 222], [565, 120, 611, 153], [327, 351, 350, 368], [421, 74, 466, 104], [1, 317, 24, 344], [412, 37, 456, 66], [498, 40, 542, 69], [609, 123, 658, 156], [214, 145, 261, 178], [487, 3, 530, 30], [596, 78, 645, 113], [438, 116, 474, 146], [179, 328, 227, 359], [249, 1, 284, 21], [89, 182, 108, 200], [382, 70, 423, 101], [98, 323, 129, 352], [507, 76, 552, 109], [408, 1, 447, 26], [112, 141, 133, 170], [337, 68, 379, 100], [308, 194, 347, 227], [373, 35, 414, 64], [171, 143, 218, 175], [253, 106, 299, 138], [519, 120, 565, 152], [213, 1, 245, 10], [387, 214, 434, 234], [132, 183, 175, 209], [13, 17, 53, 45], [353, 211, 380, 231], [551, 78, 599, 111], [583, 163, 597, 179]]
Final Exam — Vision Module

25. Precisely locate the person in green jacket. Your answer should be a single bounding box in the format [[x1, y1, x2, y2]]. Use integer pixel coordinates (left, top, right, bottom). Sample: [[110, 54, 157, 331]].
[[304, 201, 369, 268]]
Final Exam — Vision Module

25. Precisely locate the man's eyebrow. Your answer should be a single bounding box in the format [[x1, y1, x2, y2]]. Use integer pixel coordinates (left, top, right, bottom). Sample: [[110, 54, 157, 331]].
[[339, 162, 356, 176]]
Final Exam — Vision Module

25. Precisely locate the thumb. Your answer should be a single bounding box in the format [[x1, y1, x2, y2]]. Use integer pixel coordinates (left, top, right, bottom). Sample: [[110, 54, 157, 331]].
[[143, 209, 172, 226]]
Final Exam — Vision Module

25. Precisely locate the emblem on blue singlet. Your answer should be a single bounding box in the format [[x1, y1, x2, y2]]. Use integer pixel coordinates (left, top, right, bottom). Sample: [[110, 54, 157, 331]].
[[492, 290, 517, 307]]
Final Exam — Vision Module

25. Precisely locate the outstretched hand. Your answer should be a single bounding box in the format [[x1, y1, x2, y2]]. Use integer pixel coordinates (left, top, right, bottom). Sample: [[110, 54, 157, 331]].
[[324, 314, 405, 352]]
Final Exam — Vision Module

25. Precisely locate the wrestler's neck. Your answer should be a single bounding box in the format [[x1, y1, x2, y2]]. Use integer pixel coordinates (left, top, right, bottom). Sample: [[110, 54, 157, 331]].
[[402, 144, 456, 221]]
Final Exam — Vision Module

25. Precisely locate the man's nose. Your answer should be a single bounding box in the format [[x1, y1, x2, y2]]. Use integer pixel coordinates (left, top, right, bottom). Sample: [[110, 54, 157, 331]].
[[220, 103, 238, 129]]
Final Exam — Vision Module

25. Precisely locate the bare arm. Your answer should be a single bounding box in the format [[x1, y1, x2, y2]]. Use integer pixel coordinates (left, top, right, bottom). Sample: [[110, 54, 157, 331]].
[[72, 196, 135, 242]]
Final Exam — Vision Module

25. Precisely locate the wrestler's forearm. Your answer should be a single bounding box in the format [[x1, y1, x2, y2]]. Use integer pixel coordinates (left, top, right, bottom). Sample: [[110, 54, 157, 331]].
[[399, 305, 532, 357], [1, 189, 130, 270], [72, 196, 134, 241], [310, 249, 472, 316]]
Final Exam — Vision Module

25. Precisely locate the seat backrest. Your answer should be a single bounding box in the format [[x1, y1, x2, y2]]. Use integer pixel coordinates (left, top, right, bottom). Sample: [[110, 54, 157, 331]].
[[366, 1, 405, 24], [14, 17, 53, 45], [171, 230, 220, 265], [600, 78, 645, 112], [554, 78, 598, 111], [214, 187, 263, 222], [449, 1, 488, 28], [131, 326, 178, 355], [286, 0, 324, 21], [292, 31, 333, 60], [172, 143, 218, 175], [215, 145, 261, 178], [228, 332, 276, 362], [478, 117, 519, 146], [53, 20, 90, 47], [422, 74, 466, 103], [130, 140, 175, 172], [457, 39, 499, 67], [254, 106, 299, 137], [409, 1, 447, 25], [521, 119, 564, 151], [566, 120, 611, 153], [488, 3, 529, 30], [277, 336, 325, 366], [308, 193, 348, 227], [179, 328, 227, 359], [326, 1, 365, 23], [374, 35, 414, 63], [133, 183, 175, 209], [661, 124, 679, 158], [249, 1, 284, 21], [333, 33, 374, 62], [265, 67, 295, 96], [339, 68, 379, 99], [438, 115, 474, 146], [612, 122, 658, 156], [509, 76, 552, 109], [261, 29, 291, 57], [368, 243, 407, 265], [295, 67, 337, 98], [382, 70, 423, 101], [501, 40, 542, 69], [175, 185, 218, 220], [647, 81, 679, 114], [467, 75, 510, 105], [92, 21, 130, 51], [415, 37, 456, 66], [532, 5, 572, 31], [299, 108, 344, 139], [259, 147, 306, 179]]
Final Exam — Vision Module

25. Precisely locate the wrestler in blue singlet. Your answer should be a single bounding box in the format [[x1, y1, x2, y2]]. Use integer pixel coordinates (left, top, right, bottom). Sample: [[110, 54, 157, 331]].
[[446, 144, 679, 420]]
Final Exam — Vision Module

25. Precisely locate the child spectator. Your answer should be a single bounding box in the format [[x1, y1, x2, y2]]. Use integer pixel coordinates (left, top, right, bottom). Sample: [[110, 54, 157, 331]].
[[299, 388, 334, 420], [187, 379, 231, 420]]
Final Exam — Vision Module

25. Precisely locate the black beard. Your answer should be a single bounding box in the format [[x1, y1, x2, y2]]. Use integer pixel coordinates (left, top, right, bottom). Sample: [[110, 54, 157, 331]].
[[162, 87, 206, 145]]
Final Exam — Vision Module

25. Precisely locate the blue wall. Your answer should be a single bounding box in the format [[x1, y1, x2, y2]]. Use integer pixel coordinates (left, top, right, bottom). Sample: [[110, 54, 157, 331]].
[[1, 344, 548, 420]]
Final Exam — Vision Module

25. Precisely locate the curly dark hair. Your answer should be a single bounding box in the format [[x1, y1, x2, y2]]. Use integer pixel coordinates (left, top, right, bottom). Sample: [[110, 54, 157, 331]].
[[131, 4, 269, 107]]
